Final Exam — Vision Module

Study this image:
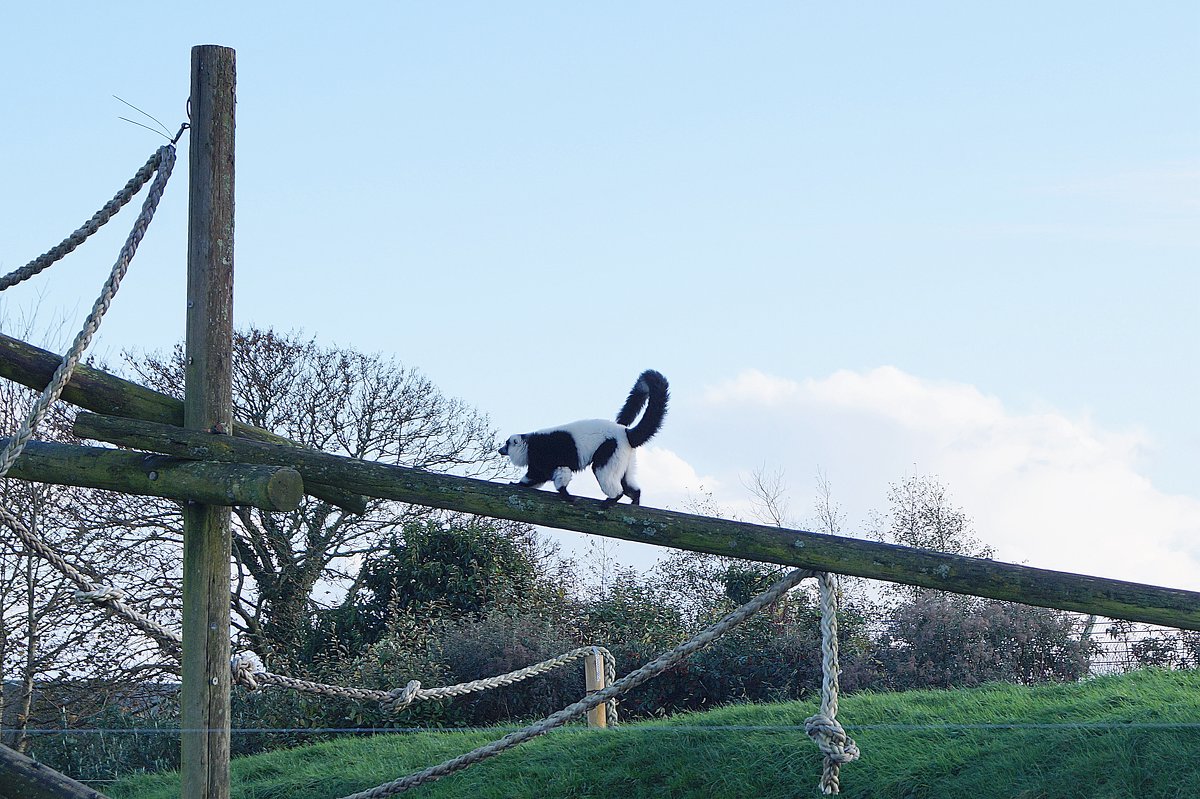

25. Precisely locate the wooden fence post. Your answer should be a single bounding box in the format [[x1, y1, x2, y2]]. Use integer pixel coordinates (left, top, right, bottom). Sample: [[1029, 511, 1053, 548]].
[[585, 648, 607, 729], [181, 43, 235, 799]]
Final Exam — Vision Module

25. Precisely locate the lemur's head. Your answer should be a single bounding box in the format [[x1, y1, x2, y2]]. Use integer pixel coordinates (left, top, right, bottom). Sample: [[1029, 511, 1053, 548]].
[[499, 434, 529, 466]]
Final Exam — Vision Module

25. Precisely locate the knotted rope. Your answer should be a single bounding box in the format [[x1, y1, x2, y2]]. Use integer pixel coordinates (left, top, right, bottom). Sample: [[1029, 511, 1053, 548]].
[[231, 646, 619, 724], [0, 499, 184, 654], [336, 567, 817, 799], [74, 585, 128, 603], [804, 571, 859, 794]]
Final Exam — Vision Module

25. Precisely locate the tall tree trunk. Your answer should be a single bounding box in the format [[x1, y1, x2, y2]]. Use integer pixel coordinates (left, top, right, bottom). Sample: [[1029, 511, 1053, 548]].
[[15, 549, 36, 754]]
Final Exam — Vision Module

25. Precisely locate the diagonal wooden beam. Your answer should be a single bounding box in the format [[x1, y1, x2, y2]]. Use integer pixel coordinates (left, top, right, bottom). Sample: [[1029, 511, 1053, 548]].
[[75, 410, 1200, 631], [0, 742, 110, 799]]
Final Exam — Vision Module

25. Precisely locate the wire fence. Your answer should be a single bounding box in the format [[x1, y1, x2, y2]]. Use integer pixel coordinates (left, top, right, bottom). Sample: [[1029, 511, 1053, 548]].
[[1085, 618, 1200, 673], [16, 720, 1200, 736]]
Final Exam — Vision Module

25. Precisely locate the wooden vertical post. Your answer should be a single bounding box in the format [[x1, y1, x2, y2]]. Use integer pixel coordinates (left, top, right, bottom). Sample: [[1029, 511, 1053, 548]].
[[181, 44, 235, 799], [584, 648, 607, 729]]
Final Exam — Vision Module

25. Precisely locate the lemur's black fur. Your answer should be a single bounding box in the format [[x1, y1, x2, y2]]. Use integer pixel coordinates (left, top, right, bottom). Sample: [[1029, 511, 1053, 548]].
[[499, 370, 669, 505]]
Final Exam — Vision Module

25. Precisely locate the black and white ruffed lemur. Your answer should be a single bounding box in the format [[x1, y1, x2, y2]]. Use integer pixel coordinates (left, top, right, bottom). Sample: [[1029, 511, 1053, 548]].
[[499, 370, 669, 505]]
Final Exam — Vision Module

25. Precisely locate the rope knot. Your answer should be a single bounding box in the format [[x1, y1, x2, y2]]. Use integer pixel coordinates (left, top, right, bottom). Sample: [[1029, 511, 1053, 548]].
[[805, 711, 860, 793], [75, 585, 126, 604], [382, 680, 423, 713], [231, 654, 263, 691], [804, 712, 860, 765]]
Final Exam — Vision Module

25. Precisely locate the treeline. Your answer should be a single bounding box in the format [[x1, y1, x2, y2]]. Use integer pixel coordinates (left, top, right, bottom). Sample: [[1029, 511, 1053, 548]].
[[1, 327, 1196, 783]]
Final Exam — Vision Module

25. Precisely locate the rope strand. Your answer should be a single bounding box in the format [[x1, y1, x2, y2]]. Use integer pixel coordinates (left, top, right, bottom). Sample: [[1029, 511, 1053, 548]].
[[804, 572, 860, 794], [0, 148, 166, 292], [232, 646, 617, 723], [0, 144, 176, 479]]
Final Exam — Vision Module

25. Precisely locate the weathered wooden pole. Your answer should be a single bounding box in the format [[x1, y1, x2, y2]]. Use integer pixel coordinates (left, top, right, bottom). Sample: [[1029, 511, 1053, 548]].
[[584, 648, 607, 729], [181, 44, 235, 799]]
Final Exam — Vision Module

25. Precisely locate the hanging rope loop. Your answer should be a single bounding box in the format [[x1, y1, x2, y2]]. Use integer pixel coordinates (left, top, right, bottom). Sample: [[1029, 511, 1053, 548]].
[[0, 144, 181, 659], [802, 571, 860, 794], [0, 144, 176, 481], [0, 145, 174, 292]]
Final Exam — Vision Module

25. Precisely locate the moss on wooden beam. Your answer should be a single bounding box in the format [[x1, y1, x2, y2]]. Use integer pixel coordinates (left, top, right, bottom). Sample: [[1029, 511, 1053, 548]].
[[0, 333, 184, 426], [0, 332, 365, 514], [74, 411, 1200, 631], [2, 436, 302, 511]]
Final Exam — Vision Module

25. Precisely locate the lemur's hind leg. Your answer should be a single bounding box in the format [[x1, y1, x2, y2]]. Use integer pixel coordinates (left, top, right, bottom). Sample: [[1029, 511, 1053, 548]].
[[599, 476, 642, 507], [622, 476, 641, 506], [592, 439, 628, 506]]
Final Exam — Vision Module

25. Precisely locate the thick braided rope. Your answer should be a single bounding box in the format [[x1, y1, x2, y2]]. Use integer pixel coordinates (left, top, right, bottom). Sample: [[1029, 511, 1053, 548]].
[[336, 567, 815, 799], [0, 144, 176, 479], [233, 646, 618, 723], [804, 572, 859, 794], [0, 502, 182, 654], [0, 145, 179, 655], [0, 148, 165, 291]]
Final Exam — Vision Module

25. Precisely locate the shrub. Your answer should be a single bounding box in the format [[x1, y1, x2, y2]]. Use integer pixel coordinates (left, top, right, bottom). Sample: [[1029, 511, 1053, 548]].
[[872, 591, 1094, 690]]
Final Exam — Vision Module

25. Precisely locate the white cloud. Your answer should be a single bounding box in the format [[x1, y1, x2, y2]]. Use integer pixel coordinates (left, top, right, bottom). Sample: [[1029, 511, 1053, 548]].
[[636, 445, 719, 502], [694, 367, 1200, 591]]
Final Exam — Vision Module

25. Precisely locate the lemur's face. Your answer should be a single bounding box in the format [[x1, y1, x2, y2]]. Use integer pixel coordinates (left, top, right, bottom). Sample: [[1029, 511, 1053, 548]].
[[499, 434, 529, 466]]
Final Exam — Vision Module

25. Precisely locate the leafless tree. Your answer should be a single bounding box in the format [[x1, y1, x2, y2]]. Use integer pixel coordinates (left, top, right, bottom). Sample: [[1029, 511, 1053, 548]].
[[0, 318, 177, 748], [117, 327, 505, 665], [810, 467, 845, 536], [743, 465, 791, 528], [871, 473, 992, 558]]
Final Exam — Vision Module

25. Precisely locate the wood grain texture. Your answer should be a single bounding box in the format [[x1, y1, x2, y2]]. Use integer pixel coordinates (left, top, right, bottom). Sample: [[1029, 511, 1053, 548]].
[[181, 43, 236, 799]]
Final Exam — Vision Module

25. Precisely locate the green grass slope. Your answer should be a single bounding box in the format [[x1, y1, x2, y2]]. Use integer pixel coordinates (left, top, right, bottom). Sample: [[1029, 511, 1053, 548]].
[[109, 668, 1200, 799]]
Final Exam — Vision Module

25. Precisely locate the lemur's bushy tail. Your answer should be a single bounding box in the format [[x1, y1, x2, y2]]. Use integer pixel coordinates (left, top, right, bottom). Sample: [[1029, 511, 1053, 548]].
[[617, 369, 669, 449]]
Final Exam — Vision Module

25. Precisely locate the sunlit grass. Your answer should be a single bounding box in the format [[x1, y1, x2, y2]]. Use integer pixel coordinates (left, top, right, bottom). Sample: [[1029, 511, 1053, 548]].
[[109, 668, 1200, 799]]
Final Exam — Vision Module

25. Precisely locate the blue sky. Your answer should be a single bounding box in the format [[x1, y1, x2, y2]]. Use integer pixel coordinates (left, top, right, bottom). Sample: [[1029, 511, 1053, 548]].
[[1, 3, 1197, 589]]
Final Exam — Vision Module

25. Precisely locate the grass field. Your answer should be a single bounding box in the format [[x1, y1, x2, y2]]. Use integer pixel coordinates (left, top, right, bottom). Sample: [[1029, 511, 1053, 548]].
[[108, 668, 1200, 799]]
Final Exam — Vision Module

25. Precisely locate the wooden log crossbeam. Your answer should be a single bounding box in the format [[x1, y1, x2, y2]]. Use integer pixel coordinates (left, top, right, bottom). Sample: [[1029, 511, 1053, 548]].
[[0, 742, 109, 799], [0, 436, 301, 511], [74, 410, 1200, 631], [0, 332, 366, 514]]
